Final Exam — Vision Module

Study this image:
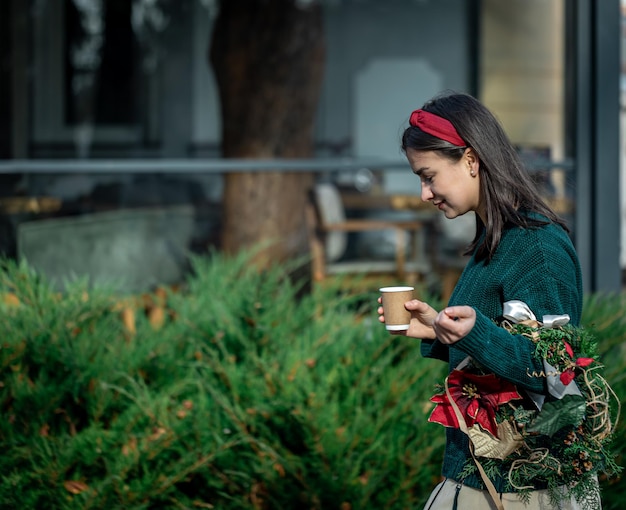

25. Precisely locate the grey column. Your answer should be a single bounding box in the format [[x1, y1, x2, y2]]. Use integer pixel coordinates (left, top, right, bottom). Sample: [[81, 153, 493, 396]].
[[571, 0, 621, 293]]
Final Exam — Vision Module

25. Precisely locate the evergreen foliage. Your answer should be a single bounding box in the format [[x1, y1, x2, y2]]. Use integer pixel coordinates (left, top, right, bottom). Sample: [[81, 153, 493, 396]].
[[0, 253, 623, 509], [0, 253, 445, 509]]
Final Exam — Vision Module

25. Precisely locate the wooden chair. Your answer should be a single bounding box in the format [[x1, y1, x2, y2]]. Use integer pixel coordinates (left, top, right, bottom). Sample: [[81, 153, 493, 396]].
[[305, 183, 431, 284]]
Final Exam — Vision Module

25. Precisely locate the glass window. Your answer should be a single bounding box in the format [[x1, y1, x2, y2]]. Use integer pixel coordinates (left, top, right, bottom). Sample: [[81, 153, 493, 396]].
[[479, 0, 572, 224], [64, 0, 137, 126]]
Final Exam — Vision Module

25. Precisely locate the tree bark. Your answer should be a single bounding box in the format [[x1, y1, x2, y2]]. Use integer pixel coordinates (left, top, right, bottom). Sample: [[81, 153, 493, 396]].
[[209, 0, 325, 267]]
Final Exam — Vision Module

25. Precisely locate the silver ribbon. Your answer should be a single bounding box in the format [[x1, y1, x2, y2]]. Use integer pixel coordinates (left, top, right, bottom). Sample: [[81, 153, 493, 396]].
[[502, 299, 571, 327], [502, 300, 537, 323], [502, 300, 580, 410]]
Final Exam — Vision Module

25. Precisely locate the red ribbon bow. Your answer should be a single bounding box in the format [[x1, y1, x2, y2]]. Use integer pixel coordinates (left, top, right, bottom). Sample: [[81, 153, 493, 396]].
[[409, 109, 466, 147]]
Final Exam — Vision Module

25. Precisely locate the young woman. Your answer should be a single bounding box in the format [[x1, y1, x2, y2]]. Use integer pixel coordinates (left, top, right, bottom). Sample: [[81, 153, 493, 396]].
[[378, 92, 598, 509]]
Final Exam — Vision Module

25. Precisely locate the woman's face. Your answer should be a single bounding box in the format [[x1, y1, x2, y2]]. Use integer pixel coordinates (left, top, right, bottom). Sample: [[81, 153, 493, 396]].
[[405, 147, 483, 221]]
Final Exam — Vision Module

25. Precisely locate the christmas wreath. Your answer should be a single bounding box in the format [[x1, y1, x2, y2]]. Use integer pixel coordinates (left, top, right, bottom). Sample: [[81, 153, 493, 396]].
[[428, 301, 621, 510]]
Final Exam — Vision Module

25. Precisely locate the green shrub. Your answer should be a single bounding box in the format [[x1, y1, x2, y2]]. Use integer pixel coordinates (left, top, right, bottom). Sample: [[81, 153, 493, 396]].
[[581, 292, 626, 510], [0, 254, 446, 509], [0, 253, 623, 509]]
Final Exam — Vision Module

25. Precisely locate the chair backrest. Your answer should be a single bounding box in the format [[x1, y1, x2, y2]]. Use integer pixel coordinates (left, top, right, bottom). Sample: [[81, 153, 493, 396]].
[[313, 183, 347, 262]]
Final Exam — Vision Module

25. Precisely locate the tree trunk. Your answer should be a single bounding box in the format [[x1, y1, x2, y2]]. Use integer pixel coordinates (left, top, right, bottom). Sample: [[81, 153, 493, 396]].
[[209, 0, 325, 267]]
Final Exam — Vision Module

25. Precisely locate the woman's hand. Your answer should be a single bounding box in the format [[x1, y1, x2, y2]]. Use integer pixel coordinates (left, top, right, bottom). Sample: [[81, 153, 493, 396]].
[[432, 305, 476, 344], [377, 297, 438, 339]]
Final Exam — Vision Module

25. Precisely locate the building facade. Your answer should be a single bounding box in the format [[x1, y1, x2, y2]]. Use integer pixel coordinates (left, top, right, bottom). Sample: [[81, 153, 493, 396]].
[[0, 0, 621, 293]]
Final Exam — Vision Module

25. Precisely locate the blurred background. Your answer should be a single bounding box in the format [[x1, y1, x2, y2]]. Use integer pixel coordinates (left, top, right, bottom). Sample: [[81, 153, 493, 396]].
[[0, 0, 622, 296]]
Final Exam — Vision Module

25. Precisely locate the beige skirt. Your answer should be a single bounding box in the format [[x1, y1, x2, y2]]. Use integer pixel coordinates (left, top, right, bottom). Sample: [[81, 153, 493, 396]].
[[423, 478, 601, 510]]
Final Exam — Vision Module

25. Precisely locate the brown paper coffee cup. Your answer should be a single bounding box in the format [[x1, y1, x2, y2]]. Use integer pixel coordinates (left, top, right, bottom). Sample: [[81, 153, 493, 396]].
[[379, 286, 414, 331]]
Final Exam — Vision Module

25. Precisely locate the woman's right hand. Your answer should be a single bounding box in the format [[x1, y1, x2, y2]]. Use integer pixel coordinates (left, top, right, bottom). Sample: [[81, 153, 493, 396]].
[[377, 297, 438, 339]]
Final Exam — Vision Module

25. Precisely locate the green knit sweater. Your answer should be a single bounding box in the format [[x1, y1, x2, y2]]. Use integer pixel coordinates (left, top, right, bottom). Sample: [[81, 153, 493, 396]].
[[421, 218, 583, 492]]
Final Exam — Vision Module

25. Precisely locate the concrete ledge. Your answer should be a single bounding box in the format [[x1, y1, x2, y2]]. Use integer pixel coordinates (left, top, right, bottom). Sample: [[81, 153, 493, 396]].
[[17, 206, 195, 293]]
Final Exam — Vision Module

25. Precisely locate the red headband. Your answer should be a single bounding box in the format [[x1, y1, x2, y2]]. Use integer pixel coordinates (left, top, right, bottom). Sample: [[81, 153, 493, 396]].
[[409, 109, 465, 147]]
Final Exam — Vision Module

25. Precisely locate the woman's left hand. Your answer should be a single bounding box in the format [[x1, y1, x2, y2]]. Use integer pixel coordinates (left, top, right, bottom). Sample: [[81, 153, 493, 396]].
[[432, 305, 476, 344]]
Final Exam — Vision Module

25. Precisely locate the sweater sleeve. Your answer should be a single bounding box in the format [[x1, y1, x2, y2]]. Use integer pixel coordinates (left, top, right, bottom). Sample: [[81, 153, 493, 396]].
[[420, 338, 449, 362], [452, 224, 583, 393], [457, 310, 545, 392]]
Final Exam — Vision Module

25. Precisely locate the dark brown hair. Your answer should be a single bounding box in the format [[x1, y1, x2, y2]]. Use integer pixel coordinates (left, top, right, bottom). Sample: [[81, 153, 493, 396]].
[[402, 92, 568, 262]]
